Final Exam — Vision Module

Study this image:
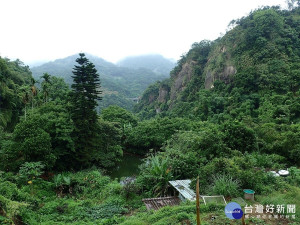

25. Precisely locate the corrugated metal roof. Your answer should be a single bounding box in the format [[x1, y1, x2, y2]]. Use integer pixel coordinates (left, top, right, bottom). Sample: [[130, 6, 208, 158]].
[[142, 196, 181, 210], [169, 179, 196, 201]]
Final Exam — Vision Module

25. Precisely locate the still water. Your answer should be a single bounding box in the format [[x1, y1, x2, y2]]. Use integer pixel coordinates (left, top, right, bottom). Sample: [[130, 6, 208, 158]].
[[109, 153, 143, 179]]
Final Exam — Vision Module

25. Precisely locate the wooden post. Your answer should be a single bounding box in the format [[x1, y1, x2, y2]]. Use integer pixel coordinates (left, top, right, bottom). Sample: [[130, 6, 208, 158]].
[[196, 176, 201, 225], [242, 213, 246, 225]]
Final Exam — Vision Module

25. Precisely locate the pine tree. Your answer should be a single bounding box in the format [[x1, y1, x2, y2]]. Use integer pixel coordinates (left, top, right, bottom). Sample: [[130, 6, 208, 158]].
[[70, 53, 102, 168]]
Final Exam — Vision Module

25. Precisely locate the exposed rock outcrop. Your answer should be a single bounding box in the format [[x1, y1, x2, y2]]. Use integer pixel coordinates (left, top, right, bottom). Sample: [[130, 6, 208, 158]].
[[158, 87, 169, 103], [148, 94, 156, 103], [205, 65, 236, 89], [170, 61, 196, 101]]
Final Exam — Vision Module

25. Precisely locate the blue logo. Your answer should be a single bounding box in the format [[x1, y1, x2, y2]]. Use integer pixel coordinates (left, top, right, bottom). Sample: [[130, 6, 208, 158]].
[[225, 202, 243, 219]]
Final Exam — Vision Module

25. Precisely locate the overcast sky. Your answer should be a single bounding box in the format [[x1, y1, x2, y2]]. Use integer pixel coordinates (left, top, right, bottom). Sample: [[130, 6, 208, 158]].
[[0, 0, 287, 65]]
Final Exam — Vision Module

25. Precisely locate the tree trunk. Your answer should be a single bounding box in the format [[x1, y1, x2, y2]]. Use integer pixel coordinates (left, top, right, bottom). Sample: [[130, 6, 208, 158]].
[[24, 105, 27, 120]]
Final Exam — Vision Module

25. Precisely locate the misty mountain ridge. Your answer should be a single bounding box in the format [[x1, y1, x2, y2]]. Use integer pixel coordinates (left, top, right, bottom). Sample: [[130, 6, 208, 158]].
[[31, 53, 175, 111], [117, 54, 176, 75]]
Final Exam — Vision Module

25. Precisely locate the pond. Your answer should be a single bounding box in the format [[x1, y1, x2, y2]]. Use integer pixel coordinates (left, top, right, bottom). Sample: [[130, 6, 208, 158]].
[[109, 152, 143, 179]]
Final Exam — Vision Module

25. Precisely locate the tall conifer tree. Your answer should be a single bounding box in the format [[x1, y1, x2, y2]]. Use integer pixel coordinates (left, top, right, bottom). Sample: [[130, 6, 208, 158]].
[[70, 53, 102, 167]]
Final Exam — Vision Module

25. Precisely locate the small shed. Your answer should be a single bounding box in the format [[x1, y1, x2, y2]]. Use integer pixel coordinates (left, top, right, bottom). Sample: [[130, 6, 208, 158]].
[[142, 196, 181, 210], [169, 179, 196, 201]]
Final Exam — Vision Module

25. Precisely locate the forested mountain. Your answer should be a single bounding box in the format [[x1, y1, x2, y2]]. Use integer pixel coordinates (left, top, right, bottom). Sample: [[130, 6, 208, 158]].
[[135, 6, 300, 122], [117, 54, 175, 76], [31, 54, 170, 111]]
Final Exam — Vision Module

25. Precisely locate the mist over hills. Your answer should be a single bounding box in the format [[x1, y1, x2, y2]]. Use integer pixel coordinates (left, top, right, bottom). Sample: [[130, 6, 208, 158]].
[[117, 54, 176, 75], [31, 53, 175, 110]]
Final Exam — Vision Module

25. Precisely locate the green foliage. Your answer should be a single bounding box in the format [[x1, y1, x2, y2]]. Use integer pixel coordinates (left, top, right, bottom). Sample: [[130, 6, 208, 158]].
[[119, 202, 225, 225], [98, 93, 134, 112], [0, 101, 75, 171], [222, 121, 258, 152], [0, 170, 135, 224], [158, 126, 228, 179], [195, 154, 287, 195], [209, 174, 240, 198], [0, 195, 28, 222], [86, 201, 127, 220], [161, 141, 201, 179], [101, 105, 137, 127], [0, 57, 32, 131], [6, 116, 54, 170], [67, 170, 112, 200], [137, 155, 173, 197], [255, 123, 300, 165], [69, 53, 102, 168], [244, 152, 286, 169], [121, 177, 139, 200], [54, 174, 71, 187], [124, 117, 194, 154], [53, 173, 72, 197], [32, 102, 75, 170], [95, 119, 123, 168], [167, 127, 228, 159], [19, 162, 45, 181], [286, 167, 300, 186], [0, 181, 19, 199], [257, 185, 300, 223], [41, 73, 51, 103], [47, 76, 70, 102]]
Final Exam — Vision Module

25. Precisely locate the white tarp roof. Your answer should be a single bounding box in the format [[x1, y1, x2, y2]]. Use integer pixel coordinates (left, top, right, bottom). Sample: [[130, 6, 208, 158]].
[[169, 179, 196, 201]]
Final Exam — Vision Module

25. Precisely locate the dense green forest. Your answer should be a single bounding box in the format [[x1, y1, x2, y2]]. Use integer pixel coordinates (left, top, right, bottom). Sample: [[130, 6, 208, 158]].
[[0, 5, 300, 225], [31, 54, 174, 111]]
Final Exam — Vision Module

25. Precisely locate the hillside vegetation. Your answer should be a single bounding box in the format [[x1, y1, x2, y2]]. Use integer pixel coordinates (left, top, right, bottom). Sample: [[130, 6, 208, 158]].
[[0, 58, 32, 131], [135, 6, 300, 123]]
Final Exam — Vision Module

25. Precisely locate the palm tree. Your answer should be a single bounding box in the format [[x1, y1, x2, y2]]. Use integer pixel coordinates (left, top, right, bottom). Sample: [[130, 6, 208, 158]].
[[30, 78, 38, 110], [20, 86, 30, 120], [41, 73, 51, 103]]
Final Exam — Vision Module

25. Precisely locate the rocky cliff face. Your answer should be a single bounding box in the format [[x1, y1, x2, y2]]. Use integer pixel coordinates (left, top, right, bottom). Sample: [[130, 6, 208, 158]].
[[205, 65, 236, 89], [170, 61, 196, 101], [135, 44, 238, 114], [158, 87, 169, 103], [204, 44, 236, 89]]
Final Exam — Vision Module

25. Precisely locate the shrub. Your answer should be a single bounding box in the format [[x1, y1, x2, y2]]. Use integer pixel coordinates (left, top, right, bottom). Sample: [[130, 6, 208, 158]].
[[0, 195, 28, 221], [18, 161, 45, 183], [210, 174, 240, 198], [0, 182, 18, 200], [121, 177, 138, 200], [222, 121, 258, 153], [53, 173, 72, 196], [287, 167, 300, 186], [66, 170, 111, 199], [137, 155, 173, 197], [86, 201, 127, 220]]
